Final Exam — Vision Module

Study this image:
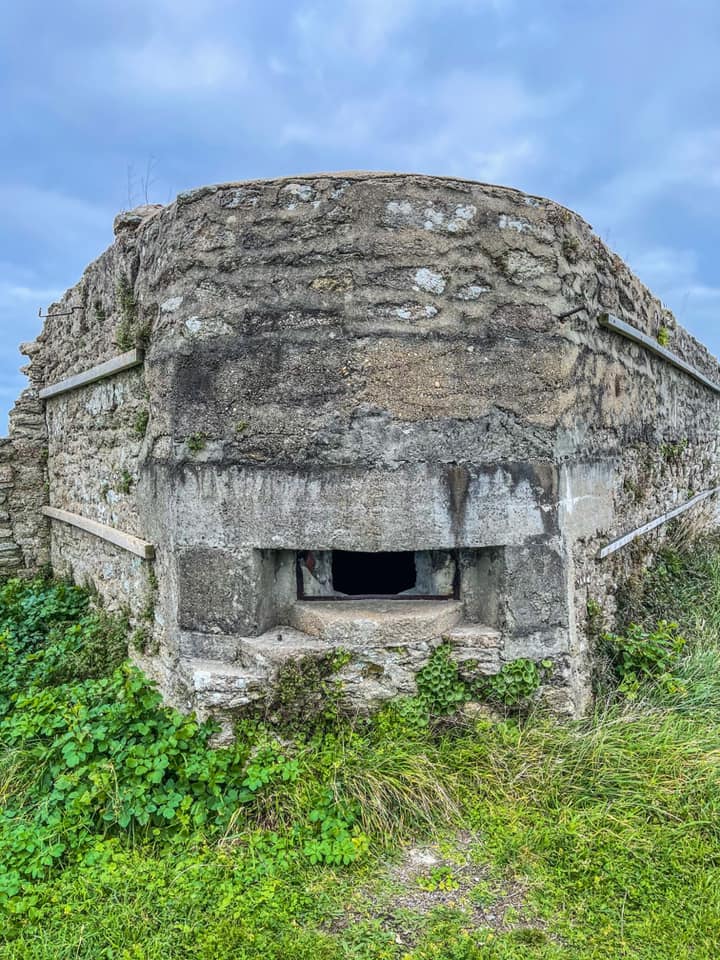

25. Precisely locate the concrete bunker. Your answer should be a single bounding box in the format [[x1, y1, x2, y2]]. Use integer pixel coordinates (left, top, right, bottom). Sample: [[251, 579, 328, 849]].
[[2, 172, 719, 737]]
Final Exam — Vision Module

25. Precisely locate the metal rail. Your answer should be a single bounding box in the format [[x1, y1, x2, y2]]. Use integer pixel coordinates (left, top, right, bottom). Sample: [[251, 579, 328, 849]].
[[39, 349, 144, 400], [43, 506, 155, 560], [598, 487, 720, 559], [598, 313, 720, 394]]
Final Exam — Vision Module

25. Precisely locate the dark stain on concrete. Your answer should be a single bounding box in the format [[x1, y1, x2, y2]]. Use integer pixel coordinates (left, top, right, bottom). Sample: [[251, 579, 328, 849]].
[[445, 463, 470, 543]]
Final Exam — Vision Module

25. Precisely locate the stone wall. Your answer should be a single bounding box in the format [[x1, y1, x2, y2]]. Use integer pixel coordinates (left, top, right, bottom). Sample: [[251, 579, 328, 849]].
[[3, 172, 719, 726], [554, 249, 720, 694], [45, 366, 149, 607], [0, 340, 50, 576], [0, 440, 23, 576]]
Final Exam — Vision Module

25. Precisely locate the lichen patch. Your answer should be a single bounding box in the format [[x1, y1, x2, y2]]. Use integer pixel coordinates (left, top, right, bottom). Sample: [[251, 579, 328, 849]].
[[413, 268, 447, 294]]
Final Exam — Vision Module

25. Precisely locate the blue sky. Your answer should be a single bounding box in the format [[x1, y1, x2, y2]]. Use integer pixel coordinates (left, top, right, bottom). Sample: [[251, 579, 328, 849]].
[[2, 0, 720, 430]]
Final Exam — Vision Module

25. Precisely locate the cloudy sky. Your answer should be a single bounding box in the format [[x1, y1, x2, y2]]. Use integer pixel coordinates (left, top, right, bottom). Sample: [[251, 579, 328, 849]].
[[2, 0, 719, 429]]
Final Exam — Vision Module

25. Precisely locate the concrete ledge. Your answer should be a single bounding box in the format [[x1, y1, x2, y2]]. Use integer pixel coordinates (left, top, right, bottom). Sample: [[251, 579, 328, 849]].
[[291, 599, 463, 646], [39, 349, 144, 400], [599, 314, 720, 394], [598, 487, 720, 559], [42, 506, 155, 559]]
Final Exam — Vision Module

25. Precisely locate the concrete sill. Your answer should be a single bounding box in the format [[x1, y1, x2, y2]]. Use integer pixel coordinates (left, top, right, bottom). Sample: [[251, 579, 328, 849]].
[[290, 599, 464, 645]]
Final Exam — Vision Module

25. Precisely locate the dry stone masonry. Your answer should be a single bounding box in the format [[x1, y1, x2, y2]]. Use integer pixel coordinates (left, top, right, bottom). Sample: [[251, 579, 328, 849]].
[[2, 172, 719, 735]]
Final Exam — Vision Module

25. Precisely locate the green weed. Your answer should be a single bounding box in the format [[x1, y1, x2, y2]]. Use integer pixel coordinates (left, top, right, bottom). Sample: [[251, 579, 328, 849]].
[[115, 275, 137, 350], [186, 432, 207, 454], [134, 408, 150, 438], [603, 620, 686, 698]]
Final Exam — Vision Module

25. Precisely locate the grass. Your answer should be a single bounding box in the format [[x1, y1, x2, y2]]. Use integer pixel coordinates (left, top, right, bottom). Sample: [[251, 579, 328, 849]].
[[1, 536, 720, 957]]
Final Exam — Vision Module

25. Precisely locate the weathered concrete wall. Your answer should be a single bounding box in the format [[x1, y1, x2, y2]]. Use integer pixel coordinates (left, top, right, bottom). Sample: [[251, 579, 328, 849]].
[[5, 172, 720, 729]]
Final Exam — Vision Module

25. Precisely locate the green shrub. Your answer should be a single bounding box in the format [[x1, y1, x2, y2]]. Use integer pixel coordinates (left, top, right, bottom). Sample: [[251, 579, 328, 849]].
[[304, 790, 369, 866], [474, 657, 546, 706], [406, 645, 551, 723], [2, 579, 450, 913], [0, 579, 126, 703], [3, 544, 720, 958], [416, 644, 467, 715], [603, 620, 686, 697], [0, 579, 317, 904]]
